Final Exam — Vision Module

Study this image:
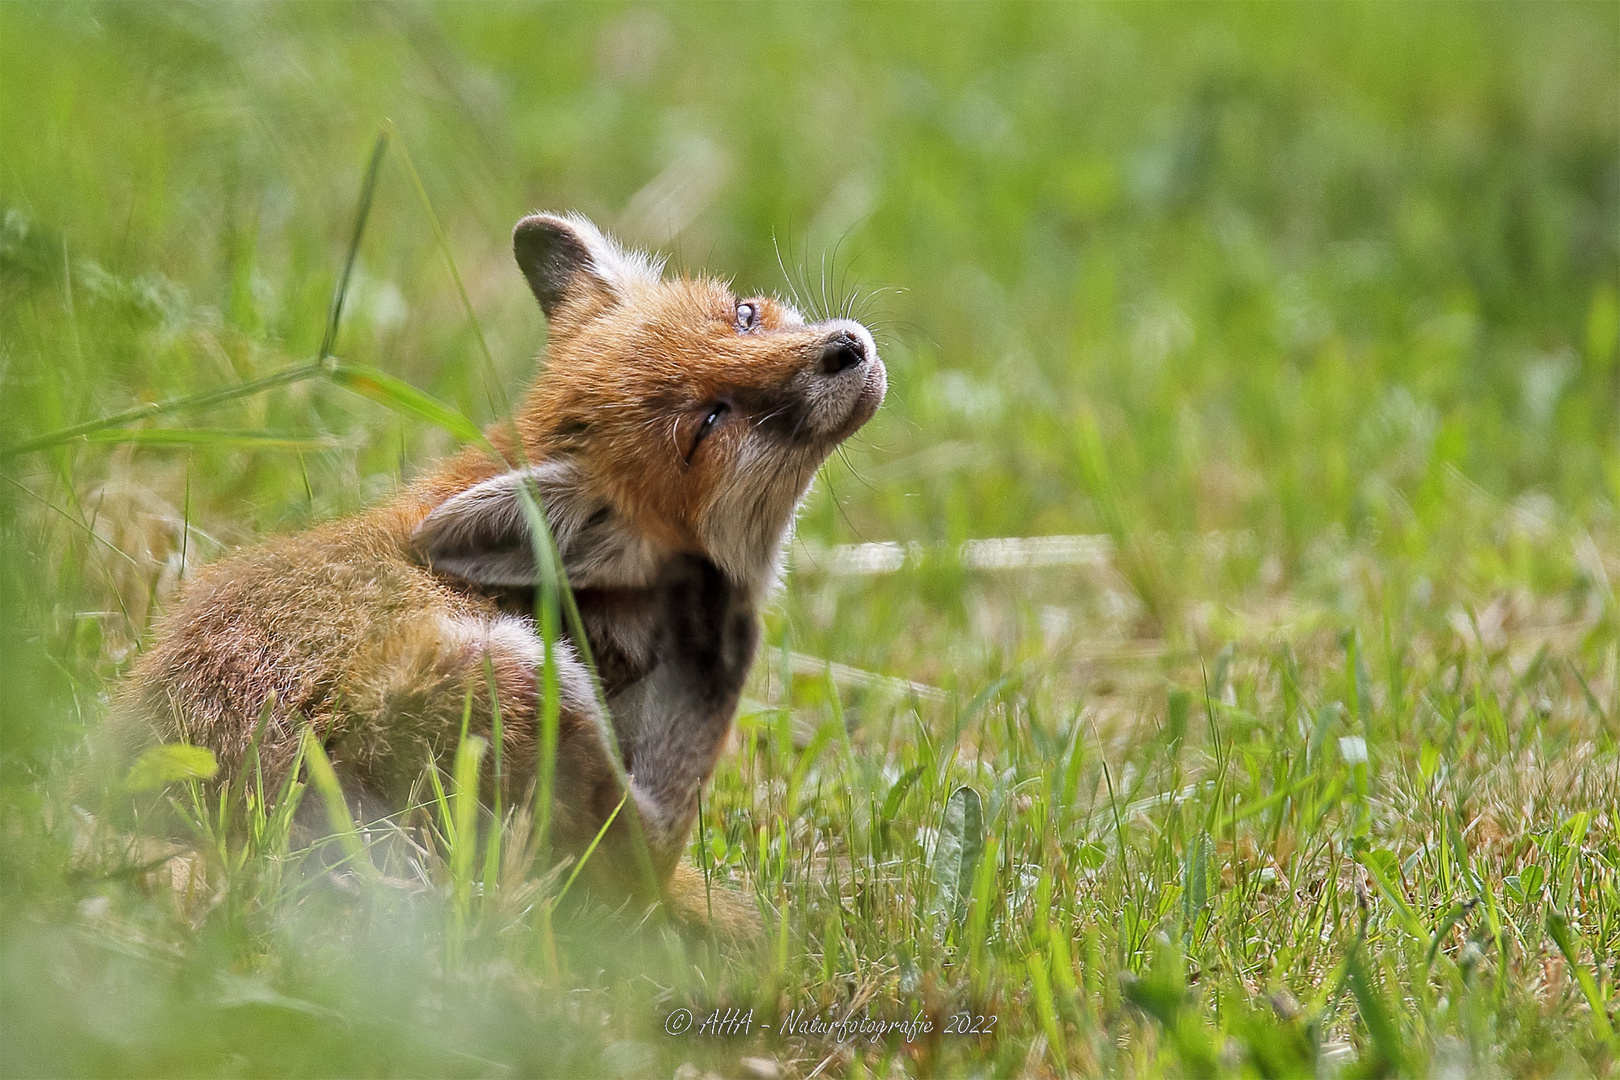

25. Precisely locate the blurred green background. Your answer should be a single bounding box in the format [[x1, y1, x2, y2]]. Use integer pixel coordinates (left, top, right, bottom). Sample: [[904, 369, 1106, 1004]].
[[2, 2, 1617, 1076], [6, 1, 1615, 697]]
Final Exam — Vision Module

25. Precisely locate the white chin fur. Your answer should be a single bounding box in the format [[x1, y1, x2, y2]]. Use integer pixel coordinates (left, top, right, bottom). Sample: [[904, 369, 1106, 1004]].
[[698, 440, 824, 594]]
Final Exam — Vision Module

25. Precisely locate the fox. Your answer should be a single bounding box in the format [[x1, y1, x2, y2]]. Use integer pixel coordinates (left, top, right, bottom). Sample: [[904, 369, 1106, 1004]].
[[119, 212, 886, 935]]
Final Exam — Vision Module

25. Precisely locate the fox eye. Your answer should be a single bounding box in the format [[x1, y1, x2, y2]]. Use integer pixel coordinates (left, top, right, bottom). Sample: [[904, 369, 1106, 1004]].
[[689, 401, 730, 461], [734, 301, 759, 332]]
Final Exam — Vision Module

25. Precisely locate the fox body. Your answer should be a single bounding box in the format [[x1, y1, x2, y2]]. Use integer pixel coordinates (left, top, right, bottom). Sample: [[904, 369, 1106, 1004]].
[[123, 213, 886, 920]]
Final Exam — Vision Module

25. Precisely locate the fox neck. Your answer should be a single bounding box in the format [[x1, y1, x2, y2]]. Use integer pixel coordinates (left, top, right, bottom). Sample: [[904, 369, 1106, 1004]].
[[413, 453, 806, 604], [561, 449, 818, 601], [406, 429, 822, 605]]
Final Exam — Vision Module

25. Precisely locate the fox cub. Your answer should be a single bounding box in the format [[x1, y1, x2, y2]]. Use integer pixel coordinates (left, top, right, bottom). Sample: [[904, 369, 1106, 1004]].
[[123, 212, 886, 931]]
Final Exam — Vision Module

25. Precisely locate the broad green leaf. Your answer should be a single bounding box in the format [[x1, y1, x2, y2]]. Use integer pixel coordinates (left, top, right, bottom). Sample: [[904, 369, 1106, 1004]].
[[933, 785, 984, 922], [1075, 841, 1108, 869], [1182, 830, 1214, 928], [1165, 687, 1190, 747], [1505, 864, 1546, 904]]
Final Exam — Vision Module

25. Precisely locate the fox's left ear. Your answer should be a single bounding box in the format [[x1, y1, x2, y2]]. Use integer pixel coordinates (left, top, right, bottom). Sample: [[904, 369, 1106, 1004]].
[[513, 212, 663, 319]]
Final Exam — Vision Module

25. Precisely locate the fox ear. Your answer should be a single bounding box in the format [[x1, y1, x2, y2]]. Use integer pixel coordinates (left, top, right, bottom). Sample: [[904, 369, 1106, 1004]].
[[512, 212, 663, 318], [412, 468, 543, 587], [412, 461, 602, 588]]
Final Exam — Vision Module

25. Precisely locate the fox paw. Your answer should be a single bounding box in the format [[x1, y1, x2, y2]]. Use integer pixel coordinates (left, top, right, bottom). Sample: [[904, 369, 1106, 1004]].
[[663, 863, 767, 946]]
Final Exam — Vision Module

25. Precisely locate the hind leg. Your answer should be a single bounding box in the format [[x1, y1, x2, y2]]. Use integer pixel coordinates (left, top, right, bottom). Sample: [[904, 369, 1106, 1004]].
[[331, 610, 658, 885], [333, 613, 590, 804]]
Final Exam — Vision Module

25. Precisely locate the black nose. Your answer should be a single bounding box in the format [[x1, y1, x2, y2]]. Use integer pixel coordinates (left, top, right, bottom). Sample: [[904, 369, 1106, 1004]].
[[817, 331, 867, 375]]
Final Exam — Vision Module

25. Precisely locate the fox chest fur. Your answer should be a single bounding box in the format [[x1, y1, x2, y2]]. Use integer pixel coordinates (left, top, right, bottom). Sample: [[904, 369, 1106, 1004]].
[[123, 213, 886, 901]]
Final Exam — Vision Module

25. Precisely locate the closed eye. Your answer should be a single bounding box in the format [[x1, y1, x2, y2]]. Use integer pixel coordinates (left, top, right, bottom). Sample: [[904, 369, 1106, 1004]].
[[688, 401, 730, 461]]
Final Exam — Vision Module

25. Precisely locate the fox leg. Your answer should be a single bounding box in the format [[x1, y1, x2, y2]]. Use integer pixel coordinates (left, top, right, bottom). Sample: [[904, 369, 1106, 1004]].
[[339, 610, 684, 898], [335, 612, 611, 821], [337, 576, 756, 923], [616, 556, 759, 874]]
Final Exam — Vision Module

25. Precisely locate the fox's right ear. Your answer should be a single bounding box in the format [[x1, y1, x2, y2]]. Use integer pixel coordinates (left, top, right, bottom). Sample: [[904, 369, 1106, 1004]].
[[412, 468, 544, 587], [513, 212, 663, 318], [412, 462, 600, 588]]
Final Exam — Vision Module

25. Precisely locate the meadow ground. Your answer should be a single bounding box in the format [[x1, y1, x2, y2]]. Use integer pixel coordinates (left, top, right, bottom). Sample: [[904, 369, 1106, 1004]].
[[2, 3, 1618, 1076]]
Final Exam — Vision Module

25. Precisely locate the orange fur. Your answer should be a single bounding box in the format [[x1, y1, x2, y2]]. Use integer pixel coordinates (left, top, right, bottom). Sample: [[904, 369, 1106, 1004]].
[[119, 212, 887, 933]]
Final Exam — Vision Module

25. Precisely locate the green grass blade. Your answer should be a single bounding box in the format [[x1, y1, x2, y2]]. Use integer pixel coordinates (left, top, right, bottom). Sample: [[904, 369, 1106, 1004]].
[[481, 661, 504, 899], [553, 791, 629, 906], [1545, 906, 1616, 1043], [0, 362, 327, 459], [1027, 950, 1068, 1068], [449, 732, 488, 918], [299, 729, 378, 883], [78, 428, 339, 450], [319, 131, 389, 362], [325, 361, 490, 448], [385, 121, 508, 420], [124, 743, 219, 793], [1345, 952, 1408, 1075], [1357, 847, 1427, 943]]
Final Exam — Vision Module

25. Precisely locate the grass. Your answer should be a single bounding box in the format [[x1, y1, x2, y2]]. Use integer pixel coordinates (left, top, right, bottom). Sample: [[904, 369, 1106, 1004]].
[[2, 1, 1618, 1075]]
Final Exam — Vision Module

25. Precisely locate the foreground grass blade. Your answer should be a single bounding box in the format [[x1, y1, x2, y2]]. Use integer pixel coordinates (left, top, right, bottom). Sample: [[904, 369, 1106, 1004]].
[[1027, 951, 1068, 1068], [511, 477, 662, 899], [79, 428, 339, 450], [447, 730, 489, 962], [1346, 952, 1408, 1075], [124, 743, 219, 792], [553, 791, 629, 906], [299, 729, 378, 883], [0, 363, 328, 459]]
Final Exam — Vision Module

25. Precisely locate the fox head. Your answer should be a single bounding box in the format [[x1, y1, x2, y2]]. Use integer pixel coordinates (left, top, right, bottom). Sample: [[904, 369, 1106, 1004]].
[[411, 213, 886, 596]]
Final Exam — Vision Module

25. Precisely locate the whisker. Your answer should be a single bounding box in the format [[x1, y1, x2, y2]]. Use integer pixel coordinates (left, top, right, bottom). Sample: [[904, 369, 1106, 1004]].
[[818, 248, 828, 324], [772, 232, 808, 316], [832, 231, 861, 322], [834, 444, 879, 495], [753, 405, 793, 429], [816, 455, 869, 542]]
